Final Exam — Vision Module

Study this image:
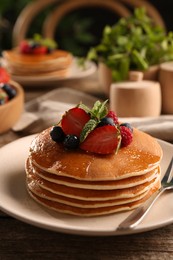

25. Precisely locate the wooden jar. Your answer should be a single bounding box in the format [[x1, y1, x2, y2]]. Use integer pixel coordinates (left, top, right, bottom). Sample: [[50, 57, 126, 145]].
[[159, 62, 173, 114], [109, 76, 161, 117]]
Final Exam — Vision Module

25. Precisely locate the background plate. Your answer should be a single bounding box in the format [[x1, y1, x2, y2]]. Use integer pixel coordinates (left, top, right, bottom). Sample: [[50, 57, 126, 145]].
[[2, 58, 97, 87]]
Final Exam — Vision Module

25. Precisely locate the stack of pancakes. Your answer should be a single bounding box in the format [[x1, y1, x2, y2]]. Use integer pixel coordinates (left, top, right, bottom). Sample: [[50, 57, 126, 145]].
[[2, 49, 73, 78], [25, 127, 162, 217]]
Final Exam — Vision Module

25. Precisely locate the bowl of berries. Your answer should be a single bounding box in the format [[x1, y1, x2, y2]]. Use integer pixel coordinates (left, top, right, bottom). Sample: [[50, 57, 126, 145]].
[[0, 67, 24, 133]]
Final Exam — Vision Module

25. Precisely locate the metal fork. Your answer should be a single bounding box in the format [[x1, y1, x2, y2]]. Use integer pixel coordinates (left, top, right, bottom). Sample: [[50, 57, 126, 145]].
[[117, 157, 173, 230]]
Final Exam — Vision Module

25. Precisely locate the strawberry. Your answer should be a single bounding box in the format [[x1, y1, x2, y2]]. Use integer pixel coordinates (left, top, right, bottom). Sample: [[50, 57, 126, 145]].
[[80, 125, 120, 154], [32, 46, 47, 55], [61, 107, 90, 137], [0, 68, 10, 83], [19, 40, 31, 54]]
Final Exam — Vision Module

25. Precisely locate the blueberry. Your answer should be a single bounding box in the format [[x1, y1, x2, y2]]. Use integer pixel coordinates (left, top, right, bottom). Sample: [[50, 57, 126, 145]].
[[30, 42, 40, 49], [0, 100, 4, 105], [63, 135, 80, 149], [120, 123, 133, 132], [97, 117, 115, 127], [2, 84, 17, 99], [50, 126, 65, 142]]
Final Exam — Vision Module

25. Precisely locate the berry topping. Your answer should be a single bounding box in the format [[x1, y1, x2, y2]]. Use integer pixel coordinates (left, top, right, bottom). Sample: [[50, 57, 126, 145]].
[[32, 46, 47, 55], [19, 40, 31, 54], [120, 123, 133, 132], [50, 100, 133, 154], [107, 110, 119, 124], [2, 84, 17, 100], [80, 125, 121, 154], [97, 117, 115, 127], [63, 135, 80, 149], [120, 125, 133, 147], [61, 107, 90, 137], [0, 67, 10, 83], [0, 89, 8, 105], [19, 34, 57, 55], [50, 126, 65, 142]]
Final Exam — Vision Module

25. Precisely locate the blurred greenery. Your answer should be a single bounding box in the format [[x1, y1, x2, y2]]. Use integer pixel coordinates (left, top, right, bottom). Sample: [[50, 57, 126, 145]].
[[87, 8, 173, 81], [0, 0, 31, 52], [0, 0, 117, 56]]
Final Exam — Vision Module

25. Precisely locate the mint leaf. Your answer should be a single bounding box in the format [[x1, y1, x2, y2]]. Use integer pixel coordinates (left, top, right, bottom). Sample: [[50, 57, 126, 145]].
[[90, 100, 108, 120], [78, 100, 109, 142], [80, 119, 98, 142], [32, 34, 57, 49], [78, 102, 90, 113], [78, 100, 108, 120]]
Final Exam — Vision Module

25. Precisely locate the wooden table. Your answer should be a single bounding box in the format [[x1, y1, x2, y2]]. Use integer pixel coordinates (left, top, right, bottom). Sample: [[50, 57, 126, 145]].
[[0, 74, 173, 260]]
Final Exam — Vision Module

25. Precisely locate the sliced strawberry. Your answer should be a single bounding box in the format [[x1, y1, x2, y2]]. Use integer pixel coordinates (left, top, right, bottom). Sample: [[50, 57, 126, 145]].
[[0, 68, 10, 83], [32, 46, 47, 55], [61, 107, 90, 137], [80, 125, 120, 154]]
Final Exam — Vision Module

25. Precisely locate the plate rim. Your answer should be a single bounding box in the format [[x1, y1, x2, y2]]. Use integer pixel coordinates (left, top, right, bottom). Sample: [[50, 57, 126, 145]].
[[3, 58, 97, 85]]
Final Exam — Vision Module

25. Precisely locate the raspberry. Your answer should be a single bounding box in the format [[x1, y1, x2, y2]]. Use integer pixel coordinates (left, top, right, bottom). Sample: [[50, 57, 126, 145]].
[[120, 125, 133, 147], [107, 111, 119, 124], [120, 123, 133, 133], [20, 40, 31, 54]]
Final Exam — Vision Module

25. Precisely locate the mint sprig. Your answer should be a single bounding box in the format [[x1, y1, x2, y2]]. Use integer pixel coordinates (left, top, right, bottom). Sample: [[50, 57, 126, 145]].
[[79, 100, 108, 120], [30, 34, 58, 49], [80, 119, 97, 142], [90, 100, 108, 119], [79, 100, 109, 142]]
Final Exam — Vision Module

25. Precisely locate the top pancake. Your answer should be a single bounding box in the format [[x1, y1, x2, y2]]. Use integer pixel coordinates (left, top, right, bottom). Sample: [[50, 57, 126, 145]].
[[29, 127, 162, 181], [2, 49, 72, 68]]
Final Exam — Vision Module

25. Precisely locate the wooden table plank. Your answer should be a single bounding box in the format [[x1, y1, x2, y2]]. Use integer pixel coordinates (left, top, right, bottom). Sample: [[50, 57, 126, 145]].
[[0, 216, 173, 260]]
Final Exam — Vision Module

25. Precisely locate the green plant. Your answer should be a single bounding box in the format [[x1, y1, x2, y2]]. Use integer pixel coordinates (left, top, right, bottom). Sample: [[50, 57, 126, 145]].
[[87, 8, 173, 81]]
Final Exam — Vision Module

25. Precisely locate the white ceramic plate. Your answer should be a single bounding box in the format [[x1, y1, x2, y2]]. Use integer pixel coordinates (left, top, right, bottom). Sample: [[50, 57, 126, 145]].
[[0, 136, 173, 236], [3, 59, 97, 87]]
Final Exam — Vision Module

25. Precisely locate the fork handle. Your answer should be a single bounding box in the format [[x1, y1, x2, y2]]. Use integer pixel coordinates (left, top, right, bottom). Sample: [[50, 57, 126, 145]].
[[117, 187, 164, 230]]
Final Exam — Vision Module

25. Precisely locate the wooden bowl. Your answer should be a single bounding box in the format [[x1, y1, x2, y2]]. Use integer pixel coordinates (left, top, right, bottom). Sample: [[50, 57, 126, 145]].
[[0, 80, 24, 134]]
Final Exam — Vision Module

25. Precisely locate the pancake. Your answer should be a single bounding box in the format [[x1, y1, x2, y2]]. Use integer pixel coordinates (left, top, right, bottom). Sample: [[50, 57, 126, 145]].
[[29, 127, 162, 181], [27, 180, 150, 208], [5, 65, 69, 78], [3, 49, 72, 67], [2, 49, 73, 77], [27, 178, 160, 216], [25, 122, 162, 216], [26, 168, 160, 201], [26, 157, 159, 190]]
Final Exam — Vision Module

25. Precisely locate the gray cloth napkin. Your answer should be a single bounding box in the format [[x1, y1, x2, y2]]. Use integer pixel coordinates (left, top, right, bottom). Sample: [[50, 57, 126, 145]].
[[12, 88, 98, 134], [13, 87, 173, 142], [120, 116, 173, 141]]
